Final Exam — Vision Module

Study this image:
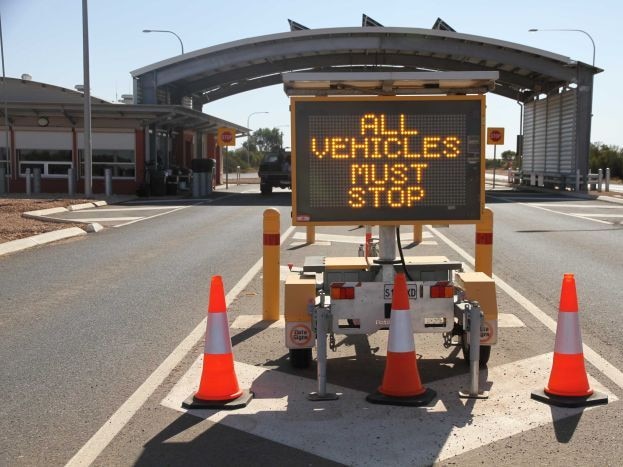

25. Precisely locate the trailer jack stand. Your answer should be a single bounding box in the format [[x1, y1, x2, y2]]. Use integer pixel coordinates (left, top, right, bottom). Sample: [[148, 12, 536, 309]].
[[308, 307, 339, 401]]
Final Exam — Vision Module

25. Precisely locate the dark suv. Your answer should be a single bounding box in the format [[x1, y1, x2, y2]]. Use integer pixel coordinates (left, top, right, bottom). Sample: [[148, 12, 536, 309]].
[[258, 149, 291, 195]]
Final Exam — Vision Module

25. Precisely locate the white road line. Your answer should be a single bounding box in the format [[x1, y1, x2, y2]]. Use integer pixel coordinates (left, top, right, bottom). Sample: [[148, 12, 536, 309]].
[[71, 217, 143, 222], [113, 205, 196, 227], [428, 225, 623, 390], [577, 213, 623, 218], [65, 225, 296, 467], [89, 206, 186, 212], [493, 196, 613, 225], [531, 204, 623, 209]]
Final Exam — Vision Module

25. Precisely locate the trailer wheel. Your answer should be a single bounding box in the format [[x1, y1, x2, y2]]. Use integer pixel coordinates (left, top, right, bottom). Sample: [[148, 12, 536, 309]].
[[289, 348, 312, 368], [461, 331, 491, 367]]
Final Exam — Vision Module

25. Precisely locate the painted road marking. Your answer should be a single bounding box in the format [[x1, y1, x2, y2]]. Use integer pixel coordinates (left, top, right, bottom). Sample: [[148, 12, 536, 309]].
[[428, 225, 623, 390], [288, 240, 332, 248], [531, 204, 623, 209], [64, 225, 296, 467], [89, 206, 187, 212], [231, 315, 286, 329], [162, 355, 615, 466], [69, 216, 143, 222], [497, 196, 623, 225]]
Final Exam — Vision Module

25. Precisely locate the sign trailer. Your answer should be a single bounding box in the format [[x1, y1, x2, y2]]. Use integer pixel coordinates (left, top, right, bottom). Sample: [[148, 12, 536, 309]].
[[283, 90, 498, 402]]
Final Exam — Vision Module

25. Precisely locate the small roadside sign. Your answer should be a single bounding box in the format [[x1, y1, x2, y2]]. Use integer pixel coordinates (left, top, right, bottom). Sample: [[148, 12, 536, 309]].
[[217, 127, 236, 146], [487, 127, 505, 145]]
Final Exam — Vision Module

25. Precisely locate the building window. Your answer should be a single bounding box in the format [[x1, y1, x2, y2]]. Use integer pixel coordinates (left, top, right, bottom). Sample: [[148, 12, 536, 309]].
[[79, 149, 135, 178], [17, 149, 72, 177], [0, 147, 9, 175]]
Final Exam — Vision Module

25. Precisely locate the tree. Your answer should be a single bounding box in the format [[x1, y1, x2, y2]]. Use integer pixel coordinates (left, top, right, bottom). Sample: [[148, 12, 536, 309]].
[[500, 150, 518, 169], [590, 143, 622, 179], [247, 128, 283, 153]]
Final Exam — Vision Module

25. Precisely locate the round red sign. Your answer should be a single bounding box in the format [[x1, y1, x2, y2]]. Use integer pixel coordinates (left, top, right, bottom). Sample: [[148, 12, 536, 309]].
[[490, 130, 502, 142], [221, 131, 234, 142]]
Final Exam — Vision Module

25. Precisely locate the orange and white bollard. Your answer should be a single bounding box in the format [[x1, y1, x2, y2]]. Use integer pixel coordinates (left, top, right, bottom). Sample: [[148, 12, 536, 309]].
[[263, 208, 280, 321], [475, 208, 493, 278], [413, 223, 423, 245]]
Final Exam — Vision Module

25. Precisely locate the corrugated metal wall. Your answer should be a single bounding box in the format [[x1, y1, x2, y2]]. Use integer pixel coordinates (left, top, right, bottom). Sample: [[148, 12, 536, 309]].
[[523, 89, 577, 175]]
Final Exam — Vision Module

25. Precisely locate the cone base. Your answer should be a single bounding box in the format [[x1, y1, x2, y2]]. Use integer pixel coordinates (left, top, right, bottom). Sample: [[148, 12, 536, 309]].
[[366, 387, 436, 407], [531, 389, 608, 408], [182, 389, 254, 410]]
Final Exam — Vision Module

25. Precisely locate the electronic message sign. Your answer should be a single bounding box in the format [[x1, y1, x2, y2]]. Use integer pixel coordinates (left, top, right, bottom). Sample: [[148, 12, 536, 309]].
[[291, 96, 484, 225]]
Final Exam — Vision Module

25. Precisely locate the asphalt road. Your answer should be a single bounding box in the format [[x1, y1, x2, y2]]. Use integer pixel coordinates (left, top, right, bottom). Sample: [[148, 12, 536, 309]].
[[1, 186, 622, 466]]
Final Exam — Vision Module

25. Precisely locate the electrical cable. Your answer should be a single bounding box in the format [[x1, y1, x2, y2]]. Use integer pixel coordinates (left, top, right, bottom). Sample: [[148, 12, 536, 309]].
[[396, 226, 413, 281]]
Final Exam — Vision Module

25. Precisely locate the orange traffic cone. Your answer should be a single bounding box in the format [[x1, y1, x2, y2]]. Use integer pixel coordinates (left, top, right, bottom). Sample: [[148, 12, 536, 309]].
[[183, 275, 253, 410], [531, 274, 607, 407], [367, 273, 436, 406]]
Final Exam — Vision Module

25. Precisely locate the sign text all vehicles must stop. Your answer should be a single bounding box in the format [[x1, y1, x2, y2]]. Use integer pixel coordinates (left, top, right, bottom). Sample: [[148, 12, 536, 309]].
[[291, 96, 484, 225]]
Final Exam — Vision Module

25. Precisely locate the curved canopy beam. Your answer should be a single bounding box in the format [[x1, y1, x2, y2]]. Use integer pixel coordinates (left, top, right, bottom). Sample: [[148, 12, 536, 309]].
[[132, 27, 601, 107]]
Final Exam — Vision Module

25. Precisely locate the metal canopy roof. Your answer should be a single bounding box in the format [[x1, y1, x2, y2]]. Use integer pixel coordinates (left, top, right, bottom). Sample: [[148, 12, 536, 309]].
[[282, 71, 500, 96], [1, 78, 248, 134], [131, 27, 602, 106]]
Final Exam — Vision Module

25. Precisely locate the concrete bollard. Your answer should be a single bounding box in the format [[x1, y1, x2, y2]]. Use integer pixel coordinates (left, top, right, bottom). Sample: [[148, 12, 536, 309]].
[[606, 168, 610, 192], [68, 168, 76, 195], [105, 168, 113, 196], [33, 168, 41, 194], [263, 208, 281, 320], [598, 169, 603, 193], [25, 168, 32, 195]]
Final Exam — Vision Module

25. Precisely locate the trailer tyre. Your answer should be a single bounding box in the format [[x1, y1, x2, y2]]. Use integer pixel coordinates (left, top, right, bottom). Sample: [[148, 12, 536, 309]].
[[461, 332, 491, 367], [289, 348, 312, 368]]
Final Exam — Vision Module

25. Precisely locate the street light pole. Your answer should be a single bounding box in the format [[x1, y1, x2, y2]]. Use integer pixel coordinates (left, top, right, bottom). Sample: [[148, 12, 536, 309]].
[[142, 29, 184, 54], [528, 28, 595, 66], [0, 11, 10, 193], [82, 0, 92, 197], [246, 111, 269, 165]]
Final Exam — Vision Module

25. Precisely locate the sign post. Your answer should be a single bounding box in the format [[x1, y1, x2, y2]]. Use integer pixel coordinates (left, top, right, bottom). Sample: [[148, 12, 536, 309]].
[[218, 128, 236, 189], [486, 127, 504, 188]]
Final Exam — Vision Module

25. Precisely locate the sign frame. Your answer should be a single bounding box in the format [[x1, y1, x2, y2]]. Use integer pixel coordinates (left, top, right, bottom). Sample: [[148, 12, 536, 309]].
[[290, 95, 485, 226]]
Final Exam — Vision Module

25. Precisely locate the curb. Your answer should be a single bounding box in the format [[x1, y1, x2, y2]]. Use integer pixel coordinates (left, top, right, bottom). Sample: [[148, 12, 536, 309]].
[[23, 201, 109, 219], [0, 227, 87, 257], [2, 200, 119, 258]]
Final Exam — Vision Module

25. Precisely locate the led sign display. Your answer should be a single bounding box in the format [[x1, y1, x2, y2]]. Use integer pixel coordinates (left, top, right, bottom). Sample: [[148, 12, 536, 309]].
[[291, 96, 484, 225]]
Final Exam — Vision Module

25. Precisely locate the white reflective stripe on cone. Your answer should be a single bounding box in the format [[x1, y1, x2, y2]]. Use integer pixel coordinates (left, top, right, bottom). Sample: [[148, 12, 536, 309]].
[[388, 310, 416, 353], [204, 313, 233, 355], [554, 311, 583, 355]]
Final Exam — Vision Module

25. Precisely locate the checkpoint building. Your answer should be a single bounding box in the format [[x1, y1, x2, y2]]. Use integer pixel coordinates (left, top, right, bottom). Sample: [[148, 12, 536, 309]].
[[1, 18, 602, 195], [0, 76, 247, 195]]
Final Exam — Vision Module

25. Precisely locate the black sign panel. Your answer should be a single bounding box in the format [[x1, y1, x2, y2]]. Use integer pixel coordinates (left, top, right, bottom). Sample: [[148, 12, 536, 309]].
[[292, 96, 483, 225]]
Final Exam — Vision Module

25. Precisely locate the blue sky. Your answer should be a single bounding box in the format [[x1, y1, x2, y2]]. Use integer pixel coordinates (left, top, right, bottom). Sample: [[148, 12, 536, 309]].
[[2, 0, 621, 155]]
